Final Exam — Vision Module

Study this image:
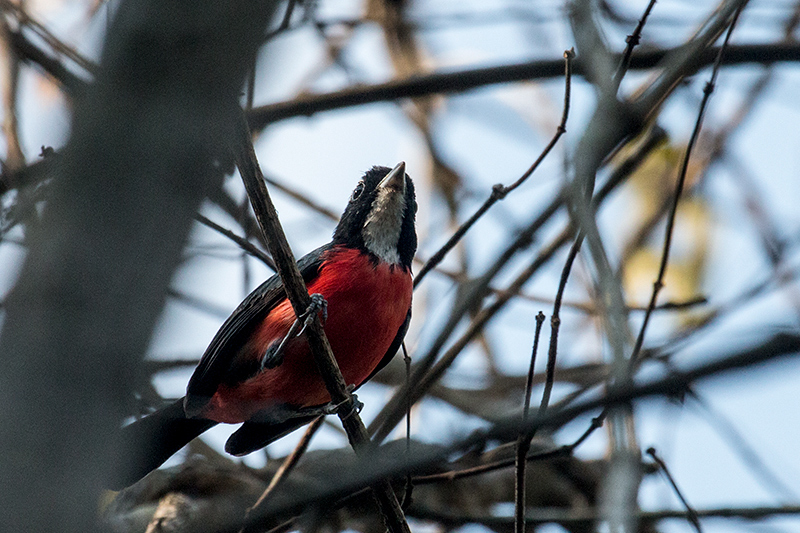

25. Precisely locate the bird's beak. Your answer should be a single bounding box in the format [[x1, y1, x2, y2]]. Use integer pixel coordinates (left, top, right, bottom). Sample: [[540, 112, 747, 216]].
[[377, 161, 406, 194]]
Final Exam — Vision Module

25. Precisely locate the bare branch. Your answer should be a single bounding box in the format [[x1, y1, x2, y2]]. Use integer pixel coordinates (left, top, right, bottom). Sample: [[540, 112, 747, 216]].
[[247, 43, 800, 129], [647, 447, 702, 533], [414, 50, 573, 287], [0, 1, 276, 530], [514, 311, 545, 533], [630, 0, 746, 368], [195, 213, 276, 269], [232, 113, 411, 533], [244, 416, 324, 529]]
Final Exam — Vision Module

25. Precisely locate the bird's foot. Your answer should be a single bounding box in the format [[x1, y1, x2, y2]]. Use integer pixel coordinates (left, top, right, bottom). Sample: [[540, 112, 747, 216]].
[[294, 387, 363, 419], [297, 293, 328, 336], [260, 293, 328, 370], [322, 385, 363, 419]]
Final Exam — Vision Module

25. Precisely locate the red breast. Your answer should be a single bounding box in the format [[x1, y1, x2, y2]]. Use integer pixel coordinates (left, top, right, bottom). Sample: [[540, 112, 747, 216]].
[[201, 245, 412, 423]]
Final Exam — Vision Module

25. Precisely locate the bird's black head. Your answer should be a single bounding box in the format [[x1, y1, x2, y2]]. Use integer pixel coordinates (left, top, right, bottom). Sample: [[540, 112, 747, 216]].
[[333, 162, 417, 270]]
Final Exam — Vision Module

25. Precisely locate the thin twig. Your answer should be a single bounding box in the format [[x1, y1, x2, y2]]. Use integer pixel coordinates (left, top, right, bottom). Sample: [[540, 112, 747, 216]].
[[510, 232, 583, 532], [414, 49, 574, 287], [632, 0, 750, 121], [614, 0, 658, 87], [647, 447, 702, 532], [243, 416, 324, 531], [263, 173, 339, 222], [629, 2, 746, 369], [514, 311, 545, 533], [414, 411, 605, 484], [401, 342, 414, 510], [232, 112, 410, 533], [195, 213, 276, 269], [505, 289, 707, 314], [541, 232, 584, 413], [522, 312, 546, 421]]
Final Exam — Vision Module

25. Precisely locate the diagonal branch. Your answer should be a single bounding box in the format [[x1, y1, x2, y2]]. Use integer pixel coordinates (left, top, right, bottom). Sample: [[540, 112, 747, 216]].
[[414, 49, 574, 287], [630, 0, 746, 368], [232, 112, 410, 533]]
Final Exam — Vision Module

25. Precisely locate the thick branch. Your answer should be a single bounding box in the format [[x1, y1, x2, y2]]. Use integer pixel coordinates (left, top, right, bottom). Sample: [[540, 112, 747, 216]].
[[0, 1, 275, 531]]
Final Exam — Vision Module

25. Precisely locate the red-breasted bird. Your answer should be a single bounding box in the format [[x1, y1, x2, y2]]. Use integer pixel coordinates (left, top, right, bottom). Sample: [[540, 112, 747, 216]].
[[113, 163, 416, 488]]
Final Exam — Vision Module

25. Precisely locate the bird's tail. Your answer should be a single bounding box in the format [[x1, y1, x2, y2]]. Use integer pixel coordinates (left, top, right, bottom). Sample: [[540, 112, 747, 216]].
[[109, 398, 217, 489]]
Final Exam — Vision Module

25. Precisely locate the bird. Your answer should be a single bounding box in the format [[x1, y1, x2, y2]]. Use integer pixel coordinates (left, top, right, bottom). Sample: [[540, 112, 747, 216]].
[[112, 162, 416, 489]]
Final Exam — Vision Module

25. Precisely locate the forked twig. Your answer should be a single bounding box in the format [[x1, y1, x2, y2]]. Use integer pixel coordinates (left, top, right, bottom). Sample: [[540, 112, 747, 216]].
[[629, 3, 746, 368], [614, 0, 658, 87], [514, 311, 545, 533], [414, 49, 574, 287]]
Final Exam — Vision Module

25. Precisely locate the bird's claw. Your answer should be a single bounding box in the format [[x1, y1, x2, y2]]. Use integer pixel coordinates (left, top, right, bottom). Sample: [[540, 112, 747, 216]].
[[321, 389, 363, 419], [260, 294, 328, 371], [297, 293, 328, 337]]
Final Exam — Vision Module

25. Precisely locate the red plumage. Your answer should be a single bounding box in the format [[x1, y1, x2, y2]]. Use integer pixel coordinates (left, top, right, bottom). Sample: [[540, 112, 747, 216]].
[[204, 245, 412, 423]]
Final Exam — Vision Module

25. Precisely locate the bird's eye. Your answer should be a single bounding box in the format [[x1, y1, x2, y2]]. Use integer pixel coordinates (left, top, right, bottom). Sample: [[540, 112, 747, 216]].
[[351, 182, 365, 200]]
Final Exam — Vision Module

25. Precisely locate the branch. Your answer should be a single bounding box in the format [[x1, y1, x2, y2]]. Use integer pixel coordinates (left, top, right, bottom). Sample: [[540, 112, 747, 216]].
[[413, 49, 573, 287], [246, 43, 800, 128], [647, 447, 702, 532], [244, 416, 324, 527], [8, 28, 88, 95], [0, 1, 276, 530], [237, 333, 800, 530], [630, 0, 746, 368], [194, 213, 275, 269], [410, 504, 800, 529], [232, 113, 410, 533]]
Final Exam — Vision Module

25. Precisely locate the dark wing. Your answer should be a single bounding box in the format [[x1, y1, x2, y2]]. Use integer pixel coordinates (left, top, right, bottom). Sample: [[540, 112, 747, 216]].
[[359, 306, 411, 387], [184, 243, 332, 417]]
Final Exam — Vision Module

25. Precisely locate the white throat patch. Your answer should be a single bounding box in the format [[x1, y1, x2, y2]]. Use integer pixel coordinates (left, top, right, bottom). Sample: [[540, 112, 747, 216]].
[[361, 186, 407, 265]]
